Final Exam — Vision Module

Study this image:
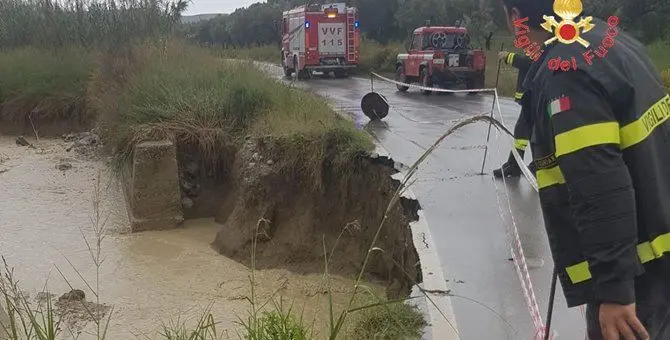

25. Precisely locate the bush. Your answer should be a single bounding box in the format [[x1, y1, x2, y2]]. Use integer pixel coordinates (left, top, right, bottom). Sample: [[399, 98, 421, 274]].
[[359, 38, 404, 73], [87, 40, 373, 182], [0, 47, 94, 125], [349, 301, 426, 340], [0, 0, 184, 50], [242, 309, 310, 340]]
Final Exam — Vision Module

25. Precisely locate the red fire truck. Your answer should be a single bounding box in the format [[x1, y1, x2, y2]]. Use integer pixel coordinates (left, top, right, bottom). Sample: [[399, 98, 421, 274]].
[[281, 3, 360, 79], [395, 25, 486, 94]]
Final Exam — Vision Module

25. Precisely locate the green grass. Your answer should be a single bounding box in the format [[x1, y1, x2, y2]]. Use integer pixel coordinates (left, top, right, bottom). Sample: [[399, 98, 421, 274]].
[[213, 45, 279, 64], [88, 40, 372, 188], [0, 47, 94, 125], [0, 0, 185, 50], [348, 300, 426, 340], [358, 38, 404, 74]]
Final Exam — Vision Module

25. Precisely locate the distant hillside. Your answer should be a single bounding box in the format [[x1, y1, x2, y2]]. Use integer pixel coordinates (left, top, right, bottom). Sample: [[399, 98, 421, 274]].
[[181, 13, 223, 24]]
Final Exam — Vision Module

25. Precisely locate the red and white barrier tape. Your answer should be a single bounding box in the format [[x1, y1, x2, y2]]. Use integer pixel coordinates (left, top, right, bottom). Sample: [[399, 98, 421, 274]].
[[370, 71, 553, 339], [370, 71, 498, 94]]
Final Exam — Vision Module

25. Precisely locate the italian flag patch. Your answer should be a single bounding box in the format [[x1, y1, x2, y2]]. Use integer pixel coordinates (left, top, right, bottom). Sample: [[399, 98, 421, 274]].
[[548, 97, 572, 117]]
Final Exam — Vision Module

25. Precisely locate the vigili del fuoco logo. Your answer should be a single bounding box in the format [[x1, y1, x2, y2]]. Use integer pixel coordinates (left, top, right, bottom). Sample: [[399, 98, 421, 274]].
[[540, 0, 594, 48], [513, 0, 621, 72]]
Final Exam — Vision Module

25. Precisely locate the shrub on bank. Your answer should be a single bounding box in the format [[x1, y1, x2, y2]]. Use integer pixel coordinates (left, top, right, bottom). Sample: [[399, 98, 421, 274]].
[[0, 47, 94, 126], [88, 41, 373, 180], [348, 300, 426, 339], [358, 38, 404, 73]]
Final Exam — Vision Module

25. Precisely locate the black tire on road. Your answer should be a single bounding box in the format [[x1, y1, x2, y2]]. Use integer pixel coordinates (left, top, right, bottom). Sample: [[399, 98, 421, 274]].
[[395, 65, 410, 92], [361, 92, 389, 120], [320, 72, 331, 79], [334, 70, 348, 78], [298, 69, 311, 80], [420, 68, 433, 95], [292, 56, 310, 80]]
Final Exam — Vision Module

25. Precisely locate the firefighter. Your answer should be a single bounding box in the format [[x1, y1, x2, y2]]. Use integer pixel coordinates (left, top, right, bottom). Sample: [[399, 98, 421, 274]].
[[493, 50, 534, 179], [501, 0, 670, 339]]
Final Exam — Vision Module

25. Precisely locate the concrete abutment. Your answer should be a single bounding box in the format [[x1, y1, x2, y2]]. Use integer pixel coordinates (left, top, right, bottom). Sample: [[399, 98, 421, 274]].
[[126, 140, 183, 232]]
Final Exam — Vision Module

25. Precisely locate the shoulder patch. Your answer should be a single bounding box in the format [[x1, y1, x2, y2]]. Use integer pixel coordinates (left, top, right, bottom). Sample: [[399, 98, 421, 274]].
[[548, 96, 572, 117]]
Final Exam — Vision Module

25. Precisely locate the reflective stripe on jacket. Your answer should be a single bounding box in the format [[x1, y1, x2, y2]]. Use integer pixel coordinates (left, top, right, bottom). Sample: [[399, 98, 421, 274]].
[[506, 53, 534, 151], [523, 17, 670, 307], [506, 52, 532, 104]]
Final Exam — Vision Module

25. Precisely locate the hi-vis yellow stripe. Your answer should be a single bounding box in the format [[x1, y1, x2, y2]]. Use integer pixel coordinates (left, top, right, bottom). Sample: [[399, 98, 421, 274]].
[[514, 92, 524, 100], [507, 52, 515, 65], [555, 122, 620, 157], [620, 95, 670, 148], [566, 232, 670, 284], [554, 94, 670, 157], [536, 166, 565, 189], [514, 138, 528, 150]]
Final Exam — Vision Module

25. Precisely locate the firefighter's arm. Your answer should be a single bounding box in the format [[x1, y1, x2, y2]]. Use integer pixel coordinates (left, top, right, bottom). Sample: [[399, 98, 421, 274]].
[[544, 71, 642, 305], [513, 104, 532, 152], [505, 52, 532, 70]]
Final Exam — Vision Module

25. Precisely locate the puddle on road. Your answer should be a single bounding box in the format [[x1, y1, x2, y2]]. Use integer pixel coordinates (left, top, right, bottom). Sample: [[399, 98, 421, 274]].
[[0, 136, 365, 339]]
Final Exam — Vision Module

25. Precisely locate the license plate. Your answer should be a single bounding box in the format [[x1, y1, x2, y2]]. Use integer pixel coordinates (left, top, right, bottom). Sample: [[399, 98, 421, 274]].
[[433, 59, 445, 64], [448, 54, 460, 67]]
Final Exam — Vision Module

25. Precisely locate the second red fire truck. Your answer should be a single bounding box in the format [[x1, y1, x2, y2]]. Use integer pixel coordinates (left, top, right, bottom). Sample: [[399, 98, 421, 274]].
[[281, 3, 360, 79]]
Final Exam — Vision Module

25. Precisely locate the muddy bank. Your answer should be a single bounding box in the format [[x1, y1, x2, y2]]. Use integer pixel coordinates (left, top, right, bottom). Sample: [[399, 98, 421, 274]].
[[176, 136, 422, 299], [0, 135, 383, 339]]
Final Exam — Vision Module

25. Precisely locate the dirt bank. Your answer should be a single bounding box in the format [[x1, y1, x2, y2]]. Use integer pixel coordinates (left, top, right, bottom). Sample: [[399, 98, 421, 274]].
[[0, 135, 385, 339], [178, 136, 422, 299]]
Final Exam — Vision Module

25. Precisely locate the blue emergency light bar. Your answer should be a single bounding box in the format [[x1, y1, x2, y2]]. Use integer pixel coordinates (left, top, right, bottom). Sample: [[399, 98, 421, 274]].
[[354, 20, 360, 28], [305, 21, 310, 29]]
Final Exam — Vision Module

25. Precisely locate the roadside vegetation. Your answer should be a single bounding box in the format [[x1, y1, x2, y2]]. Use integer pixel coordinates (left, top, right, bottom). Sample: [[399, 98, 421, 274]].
[[0, 0, 427, 339]]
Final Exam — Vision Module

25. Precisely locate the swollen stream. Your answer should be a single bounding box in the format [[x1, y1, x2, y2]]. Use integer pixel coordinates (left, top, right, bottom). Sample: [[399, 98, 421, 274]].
[[0, 136, 363, 339]]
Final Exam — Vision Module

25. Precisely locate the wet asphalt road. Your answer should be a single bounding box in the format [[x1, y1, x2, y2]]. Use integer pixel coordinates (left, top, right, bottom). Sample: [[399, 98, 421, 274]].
[[266, 66, 587, 339]]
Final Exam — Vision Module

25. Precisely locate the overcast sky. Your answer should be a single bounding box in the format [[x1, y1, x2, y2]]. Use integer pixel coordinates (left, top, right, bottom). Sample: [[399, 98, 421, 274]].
[[184, 0, 262, 15]]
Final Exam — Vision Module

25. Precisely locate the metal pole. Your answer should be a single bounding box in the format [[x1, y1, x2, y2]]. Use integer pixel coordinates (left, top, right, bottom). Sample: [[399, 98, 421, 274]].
[[544, 268, 558, 340], [479, 43, 505, 175], [370, 71, 375, 92]]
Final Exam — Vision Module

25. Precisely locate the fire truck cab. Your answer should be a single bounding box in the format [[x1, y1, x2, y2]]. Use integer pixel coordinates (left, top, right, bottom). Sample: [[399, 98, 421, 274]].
[[396, 25, 486, 94], [281, 3, 360, 79]]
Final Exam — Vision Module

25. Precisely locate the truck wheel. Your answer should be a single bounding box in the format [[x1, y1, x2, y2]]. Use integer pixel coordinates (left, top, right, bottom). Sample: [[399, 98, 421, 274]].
[[298, 69, 311, 80], [320, 72, 331, 79], [334, 70, 348, 78], [466, 73, 485, 95], [293, 57, 311, 80], [395, 65, 410, 92], [420, 68, 433, 95], [293, 57, 299, 80], [283, 62, 293, 78]]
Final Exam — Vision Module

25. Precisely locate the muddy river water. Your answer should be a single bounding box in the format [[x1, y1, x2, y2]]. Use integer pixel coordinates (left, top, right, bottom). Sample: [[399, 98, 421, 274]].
[[0, 136, 367, 339]]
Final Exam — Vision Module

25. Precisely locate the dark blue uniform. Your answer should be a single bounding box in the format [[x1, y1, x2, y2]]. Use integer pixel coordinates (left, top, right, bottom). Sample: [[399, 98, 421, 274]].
[[493, 52, 534, 178], [522, 17, 670, 339]]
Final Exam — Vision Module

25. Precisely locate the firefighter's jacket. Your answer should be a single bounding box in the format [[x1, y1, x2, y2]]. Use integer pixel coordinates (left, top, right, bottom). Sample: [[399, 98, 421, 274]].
[[522, 17, 670, 307], [505, 52, 534, 154], [505, 52, 532, 103]]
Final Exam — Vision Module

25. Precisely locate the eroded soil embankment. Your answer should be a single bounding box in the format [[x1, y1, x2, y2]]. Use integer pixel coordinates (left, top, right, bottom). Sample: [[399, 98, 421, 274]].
[[178, 136, 422, 298], [0, 110, 92, 137]]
